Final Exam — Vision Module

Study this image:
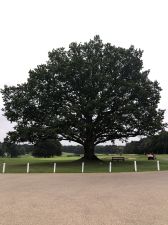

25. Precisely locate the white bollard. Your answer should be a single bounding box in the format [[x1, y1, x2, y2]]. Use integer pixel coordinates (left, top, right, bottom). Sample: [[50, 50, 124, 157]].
[[27, 163, 30, 173], [157, 160, 160, 171], [2, 163, 6, 173], [109, 162, 112, 173], [134, 161, 137, 172], [53, 163, 56, 173], [82, 162, 84, 173]]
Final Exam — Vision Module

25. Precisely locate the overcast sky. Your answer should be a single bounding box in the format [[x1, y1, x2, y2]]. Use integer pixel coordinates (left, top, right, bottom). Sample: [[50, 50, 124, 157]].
[[0, 0, 167, 145]]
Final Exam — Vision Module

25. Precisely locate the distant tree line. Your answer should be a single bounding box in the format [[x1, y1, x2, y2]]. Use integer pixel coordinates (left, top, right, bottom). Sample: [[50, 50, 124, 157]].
[[0, 142, 33, 157], [124, 131, 168, 154], [0, 139, 62, 158], [1, 131, 168, 157], [62, 145, 124, 154], [0, 143, 123, 157]]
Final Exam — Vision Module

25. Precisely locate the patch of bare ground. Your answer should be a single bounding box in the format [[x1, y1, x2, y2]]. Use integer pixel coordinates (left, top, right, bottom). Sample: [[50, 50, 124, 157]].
[[0, 172, 168, 225]]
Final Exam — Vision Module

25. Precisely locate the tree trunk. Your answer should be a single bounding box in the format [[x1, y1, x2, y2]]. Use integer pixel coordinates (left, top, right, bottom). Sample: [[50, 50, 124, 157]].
[[82, 141, 99, 161], [81, 123, 100, 161]]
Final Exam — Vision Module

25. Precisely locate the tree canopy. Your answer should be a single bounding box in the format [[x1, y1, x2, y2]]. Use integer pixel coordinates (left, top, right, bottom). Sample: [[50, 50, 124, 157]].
[[1, 35, 165, 160]]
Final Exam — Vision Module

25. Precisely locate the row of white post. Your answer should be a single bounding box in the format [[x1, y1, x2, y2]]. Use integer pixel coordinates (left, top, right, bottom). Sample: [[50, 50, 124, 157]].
[[133, 160, 160, 172], [1, 161, 160, 173]]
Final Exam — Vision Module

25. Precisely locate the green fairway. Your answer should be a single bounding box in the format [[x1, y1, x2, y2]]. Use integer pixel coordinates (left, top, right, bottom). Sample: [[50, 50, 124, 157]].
[[1, 154, 168, 173]]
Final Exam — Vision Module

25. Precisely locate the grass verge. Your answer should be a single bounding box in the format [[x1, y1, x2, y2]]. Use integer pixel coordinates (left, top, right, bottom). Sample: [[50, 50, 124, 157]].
[[1, 154, 168, 173]]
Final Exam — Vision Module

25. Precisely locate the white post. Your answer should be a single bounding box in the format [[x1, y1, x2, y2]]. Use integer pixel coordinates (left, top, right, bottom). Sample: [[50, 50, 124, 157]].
[[82, 162, 84, 173], [109, 162, 112, 173], [27, 163, 29, 173], [157, 160, 160, 171], [2, 163, 6, 173], [134, 161, 137, 172], [53, 163, 56, 173]]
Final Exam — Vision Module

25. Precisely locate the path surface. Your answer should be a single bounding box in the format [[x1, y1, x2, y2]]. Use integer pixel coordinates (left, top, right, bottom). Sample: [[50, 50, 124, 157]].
[[0, 172, 168, 225]]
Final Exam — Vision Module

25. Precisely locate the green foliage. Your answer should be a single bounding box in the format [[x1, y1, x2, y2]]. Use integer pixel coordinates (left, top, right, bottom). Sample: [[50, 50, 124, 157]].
[[0, 141, 33, 158], [149, 131, 168, 153], [32, 139, 62, 157], [1, 35, 165, 159], [62, 145, 123, 154], [124, 141, 145, 154], [2, 142, 21, 158], [0, 143, 5, 157], [124, 131, 168, 154]]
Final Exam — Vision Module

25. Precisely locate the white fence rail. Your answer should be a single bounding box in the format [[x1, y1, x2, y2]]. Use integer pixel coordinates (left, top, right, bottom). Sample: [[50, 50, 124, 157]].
[[0, 161, 162, 173]]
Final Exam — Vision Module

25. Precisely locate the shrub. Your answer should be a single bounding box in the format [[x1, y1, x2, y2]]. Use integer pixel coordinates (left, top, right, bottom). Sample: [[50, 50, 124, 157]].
[[32, 139, 62, 157]]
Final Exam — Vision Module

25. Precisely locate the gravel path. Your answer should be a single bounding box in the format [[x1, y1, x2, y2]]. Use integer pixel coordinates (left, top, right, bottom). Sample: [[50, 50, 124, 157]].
[[1, 172, 168, 225]]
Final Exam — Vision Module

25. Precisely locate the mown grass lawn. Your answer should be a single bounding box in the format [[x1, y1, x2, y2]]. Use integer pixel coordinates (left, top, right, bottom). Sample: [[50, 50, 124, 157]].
[[1, 154, 168, 173]]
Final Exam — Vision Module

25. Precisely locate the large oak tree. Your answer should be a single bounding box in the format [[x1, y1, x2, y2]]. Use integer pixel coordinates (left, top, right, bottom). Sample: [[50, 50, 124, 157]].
[[1, 36, 165, 160]]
